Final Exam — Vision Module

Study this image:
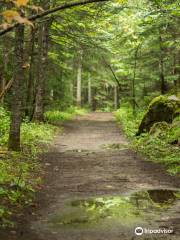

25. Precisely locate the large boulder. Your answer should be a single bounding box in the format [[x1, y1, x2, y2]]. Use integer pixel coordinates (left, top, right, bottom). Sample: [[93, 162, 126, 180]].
[[137, 95, 180, 135]]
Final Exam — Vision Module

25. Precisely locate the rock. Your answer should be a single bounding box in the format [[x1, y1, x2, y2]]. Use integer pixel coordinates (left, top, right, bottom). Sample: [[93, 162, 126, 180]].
[[173, 108, 180, 119], [137, 95, 180, 135], [149, 122, 169, 137]]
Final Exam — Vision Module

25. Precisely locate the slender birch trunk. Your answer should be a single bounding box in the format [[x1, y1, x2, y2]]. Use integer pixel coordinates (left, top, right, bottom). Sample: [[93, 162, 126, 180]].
[[88, 73, 92, 107], [76, 49, 83, 106]]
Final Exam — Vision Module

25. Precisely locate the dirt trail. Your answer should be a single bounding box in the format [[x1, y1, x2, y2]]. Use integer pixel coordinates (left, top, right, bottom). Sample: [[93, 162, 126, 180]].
[[1, 112, 180, 240]]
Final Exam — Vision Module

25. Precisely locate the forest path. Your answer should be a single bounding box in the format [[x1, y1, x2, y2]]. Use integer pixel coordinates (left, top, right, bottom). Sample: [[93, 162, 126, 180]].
[[2, 112, 180, 240]]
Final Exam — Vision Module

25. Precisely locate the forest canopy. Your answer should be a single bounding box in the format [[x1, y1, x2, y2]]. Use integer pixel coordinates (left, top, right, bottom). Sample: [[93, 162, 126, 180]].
[[0, 0, 179, 150]]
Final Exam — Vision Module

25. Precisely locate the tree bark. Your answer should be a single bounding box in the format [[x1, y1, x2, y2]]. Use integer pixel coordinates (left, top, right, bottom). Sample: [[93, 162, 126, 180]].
[[159, 34, 166, 95], [0, 66, 4, 104], [33, 20, 49, 121], [88, 73, 92, 107], [0, 37, 9, 103], [25, 27, 36, 119], [92, 87, 97, 111], [132, 46, 139, 115], [76, 49, 83, 107], [8, 23, 25, 151], [0, 78, 13, 101], [70, 82, 74, 103], [114, 85, 118, 110], [172, 54, 180, 91]]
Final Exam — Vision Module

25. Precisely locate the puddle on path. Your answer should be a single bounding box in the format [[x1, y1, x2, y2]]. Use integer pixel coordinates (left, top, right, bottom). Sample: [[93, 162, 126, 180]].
[[49, 189, 180, 229]]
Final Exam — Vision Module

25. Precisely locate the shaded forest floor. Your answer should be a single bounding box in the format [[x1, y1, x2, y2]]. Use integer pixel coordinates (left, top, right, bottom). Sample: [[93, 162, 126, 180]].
[[0, 112, 180, 240]]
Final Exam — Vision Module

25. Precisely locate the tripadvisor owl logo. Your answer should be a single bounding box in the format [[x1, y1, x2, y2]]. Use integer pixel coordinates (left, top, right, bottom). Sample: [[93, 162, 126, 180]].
[[134, 227, 173, 235], [135, 227, 144, 236]]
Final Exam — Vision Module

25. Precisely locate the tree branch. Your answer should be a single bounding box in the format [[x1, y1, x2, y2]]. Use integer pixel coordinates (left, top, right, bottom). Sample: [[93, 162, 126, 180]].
[[0, 78, 13, 100], [0, 0, 109, 36], [102, 57, 122, 89]]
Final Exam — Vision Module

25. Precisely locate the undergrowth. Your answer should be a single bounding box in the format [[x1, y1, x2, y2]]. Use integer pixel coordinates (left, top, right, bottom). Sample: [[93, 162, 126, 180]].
[[0, 107, 57, 227], [115, 105, 180, 175], [44, 106, 87, 123], [0, 106, 86, 228], [0, 155, 41, 228]]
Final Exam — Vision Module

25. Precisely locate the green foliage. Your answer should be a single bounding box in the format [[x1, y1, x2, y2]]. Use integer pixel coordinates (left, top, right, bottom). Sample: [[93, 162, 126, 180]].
[[44, 111, 72, 123], [21, 121, 57, 155], [66, 106, 87, 115], [0, 156, 41, 228], [0, 107, 57, 150], [114, 105, 144, 137], [0, 107, 57, 227], [0, 107, 10, 146], [44, 107, 87, 124], [115, 105, 180, 175]]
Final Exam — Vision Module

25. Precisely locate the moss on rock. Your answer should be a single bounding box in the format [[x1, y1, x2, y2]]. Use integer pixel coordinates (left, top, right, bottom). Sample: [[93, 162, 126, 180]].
[[174, 108, 180, 119], [137, 95, 180, 135], [149, 122, 169, 137], [168, 121, 180, 146]]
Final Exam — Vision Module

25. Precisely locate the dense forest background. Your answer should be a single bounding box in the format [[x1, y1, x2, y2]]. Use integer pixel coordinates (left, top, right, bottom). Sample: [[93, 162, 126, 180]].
[[0, 0, 179, 149], [0, 0, 179, 229]]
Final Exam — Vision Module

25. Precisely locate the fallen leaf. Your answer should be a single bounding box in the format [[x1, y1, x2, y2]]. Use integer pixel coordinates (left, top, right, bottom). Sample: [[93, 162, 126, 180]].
[[13, 0, 29, 7]]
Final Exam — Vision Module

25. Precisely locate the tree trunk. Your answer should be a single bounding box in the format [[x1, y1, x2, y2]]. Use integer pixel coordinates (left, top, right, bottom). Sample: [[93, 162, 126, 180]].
[[177, 58, 180, 88], [92, 87, 97, 111], [76, 49, 83, 107], [0, 66, 4, 104], [33, 20, 49, 121], [0, 37, 9, 104], [25, 27, 36, 119], [70, 82, 74, 103], [159, 58, 166, 94], [88, 73, 92, 107], [172, 54, 180, 91], [132, 46, 139, 115], [8, 23, 25, 151], [159, 34, 166, 95], [114, 85, 118, 110]]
